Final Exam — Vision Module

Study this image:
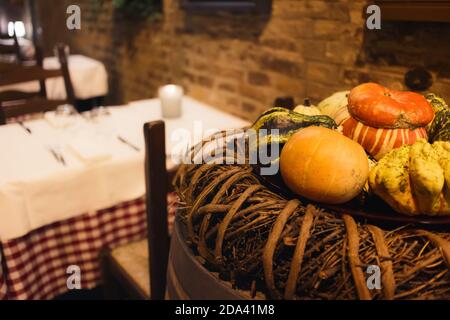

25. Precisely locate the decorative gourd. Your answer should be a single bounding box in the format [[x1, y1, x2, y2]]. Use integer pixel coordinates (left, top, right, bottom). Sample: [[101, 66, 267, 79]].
[[348, 83, 434, 129], [426, 93, 448, 114], [342, 117, 428, 160], [370, 139, 450, 216], [317, 91, 350, 125], [429, 110, 450, 142], [280, 126, 369, 204], [249, 108, 338, 167], [426, 93, 450, 142], [293, 98, 322, 116], [251, 107, 337, 145], [342, 83, 433, 160]]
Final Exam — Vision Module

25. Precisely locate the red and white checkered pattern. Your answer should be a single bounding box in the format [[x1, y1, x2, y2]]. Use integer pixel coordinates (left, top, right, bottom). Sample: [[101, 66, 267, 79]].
[[0, 194, 178, 300]]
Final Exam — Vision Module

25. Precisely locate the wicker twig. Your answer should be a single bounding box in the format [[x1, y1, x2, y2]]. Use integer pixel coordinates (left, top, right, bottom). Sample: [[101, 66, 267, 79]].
[[343, 214, 372, 300], [262, 200, 300, 299], [284, 205, 315, 299], [368, 225, 396, 299]]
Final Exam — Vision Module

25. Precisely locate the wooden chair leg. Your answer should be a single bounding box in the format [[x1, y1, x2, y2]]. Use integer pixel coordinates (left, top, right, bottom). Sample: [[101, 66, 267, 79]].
[[100, 250, 122, 300], [144, 121, 170, 300]]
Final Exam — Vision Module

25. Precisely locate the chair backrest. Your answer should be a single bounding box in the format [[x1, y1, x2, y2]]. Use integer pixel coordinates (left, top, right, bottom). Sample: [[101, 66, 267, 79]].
[[0, 43, 76, 124], [0, 63, 63, 87], [144, 120, 170, 300], [0, 60, 67, 124], [54, 43, 76, 105], [34, 45, 47, 98], [0, 98, 68, 124], [0, 32, 22, 62], [0, 44, 74, 94]]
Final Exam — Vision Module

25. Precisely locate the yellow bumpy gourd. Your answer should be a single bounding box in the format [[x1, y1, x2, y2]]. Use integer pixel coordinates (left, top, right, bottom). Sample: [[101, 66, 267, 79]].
[[369, 139, 450, 216]]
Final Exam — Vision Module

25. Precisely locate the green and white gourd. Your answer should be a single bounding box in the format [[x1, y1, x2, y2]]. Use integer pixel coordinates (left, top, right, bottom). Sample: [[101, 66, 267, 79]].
[[426, 93, 450, 143]]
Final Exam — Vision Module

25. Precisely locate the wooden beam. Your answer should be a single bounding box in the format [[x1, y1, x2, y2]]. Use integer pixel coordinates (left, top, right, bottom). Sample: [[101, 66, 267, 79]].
[[375, 1, 450, 23]]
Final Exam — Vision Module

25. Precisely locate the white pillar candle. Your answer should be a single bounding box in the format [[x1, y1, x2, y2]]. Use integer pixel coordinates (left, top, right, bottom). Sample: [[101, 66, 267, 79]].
[[159, 84, 184, 118]]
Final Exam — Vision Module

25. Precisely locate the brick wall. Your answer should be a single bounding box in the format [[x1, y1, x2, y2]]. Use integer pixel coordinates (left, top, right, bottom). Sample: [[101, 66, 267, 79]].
[[38, 0, 450, 121]]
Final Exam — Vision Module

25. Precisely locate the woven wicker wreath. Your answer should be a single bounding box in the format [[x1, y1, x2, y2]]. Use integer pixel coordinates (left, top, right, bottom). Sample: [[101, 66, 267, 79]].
[[174, 161, 450, 300]]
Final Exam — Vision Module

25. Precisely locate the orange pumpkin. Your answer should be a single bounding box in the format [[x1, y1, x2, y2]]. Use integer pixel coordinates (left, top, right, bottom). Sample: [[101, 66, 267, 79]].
[[280, 126, 369, 205], [348, 83, 434, 129], [342, 83, 433, 159]]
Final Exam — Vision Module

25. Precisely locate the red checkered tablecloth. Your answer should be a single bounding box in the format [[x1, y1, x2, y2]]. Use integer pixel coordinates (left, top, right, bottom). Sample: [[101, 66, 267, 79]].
[[0, 194, 177, 300]]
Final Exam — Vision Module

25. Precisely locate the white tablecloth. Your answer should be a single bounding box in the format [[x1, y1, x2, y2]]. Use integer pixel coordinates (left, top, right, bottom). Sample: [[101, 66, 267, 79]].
[[0, 55, 108, 100], [0, 97, 249, 240]]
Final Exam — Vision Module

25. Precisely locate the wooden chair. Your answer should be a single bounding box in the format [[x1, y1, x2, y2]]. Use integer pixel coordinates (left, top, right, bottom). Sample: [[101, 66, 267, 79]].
[[0, 43, 75, 124], [0, 32, 22, 62], [101, 120, 175, 300]]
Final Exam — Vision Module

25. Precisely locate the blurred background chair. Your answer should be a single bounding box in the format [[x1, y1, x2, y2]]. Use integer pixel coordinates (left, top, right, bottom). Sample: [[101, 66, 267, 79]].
[[102, 120, 175, 300], [0, 31, 22, 62], [0, 43, 75, 124]]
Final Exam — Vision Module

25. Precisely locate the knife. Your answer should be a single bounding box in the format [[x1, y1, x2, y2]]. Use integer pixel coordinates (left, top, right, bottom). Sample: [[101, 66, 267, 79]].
[[18, 121, 32, 134], [117, 136, 140, 152], [48, 148, 66, 166]]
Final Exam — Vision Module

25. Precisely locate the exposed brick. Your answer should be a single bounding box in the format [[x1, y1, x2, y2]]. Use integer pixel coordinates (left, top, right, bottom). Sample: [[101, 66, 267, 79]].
[[350, 6, 365, 24], [269, 20, 312, 39], [307, 62, 341, 85], [430, 80, 450, 103], [306, 82, 350, 104], [330, 3, 351, 22], [313, 20, 342, 38], [303, 40, 327, 61], [225, 96, 239, 108], [216, 66, 245, 81], [259, 55, 303, 78], [37, 0, 450, 122], [187, 84, 214, 103], [272, 1, 307, 19], [260, 36, 298, 52], [217, 81, 236, 93], [343, 69, 371, 86], [268, 73, 306, 99], [248, 71, 270, 86], [242, 101, 257, 114], [306, 1, 330, 19], [325, 41, 358, 65], [197, 75, 214, 88], [239, 84, 266, 102], [182, 71, 196, 83], [190, 60, 210, 72]]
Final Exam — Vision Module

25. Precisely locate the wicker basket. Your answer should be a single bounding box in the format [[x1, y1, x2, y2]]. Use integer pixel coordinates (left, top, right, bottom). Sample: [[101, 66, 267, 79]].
[[173, 132, 450, 300]]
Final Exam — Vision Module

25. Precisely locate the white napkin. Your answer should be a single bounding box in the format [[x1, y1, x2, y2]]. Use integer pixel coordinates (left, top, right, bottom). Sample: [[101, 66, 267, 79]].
[[67, 136, 111, 165]]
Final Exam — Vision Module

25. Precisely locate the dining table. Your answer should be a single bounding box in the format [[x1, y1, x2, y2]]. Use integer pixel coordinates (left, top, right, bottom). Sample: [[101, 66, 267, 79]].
[[0, 96, 249, 299], [0, 54, 108, 101]]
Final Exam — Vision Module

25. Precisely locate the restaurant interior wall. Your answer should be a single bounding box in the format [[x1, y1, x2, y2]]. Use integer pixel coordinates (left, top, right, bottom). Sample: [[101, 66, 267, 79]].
[[36, 0, 450, 121]]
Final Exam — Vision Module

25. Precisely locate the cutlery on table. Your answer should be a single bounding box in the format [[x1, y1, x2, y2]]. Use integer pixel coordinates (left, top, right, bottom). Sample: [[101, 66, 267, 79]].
[[18, 121, 32, 134], [58, 151, 66, 166], [48, 147, 66, 166], [117, 135, 140, 152]]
